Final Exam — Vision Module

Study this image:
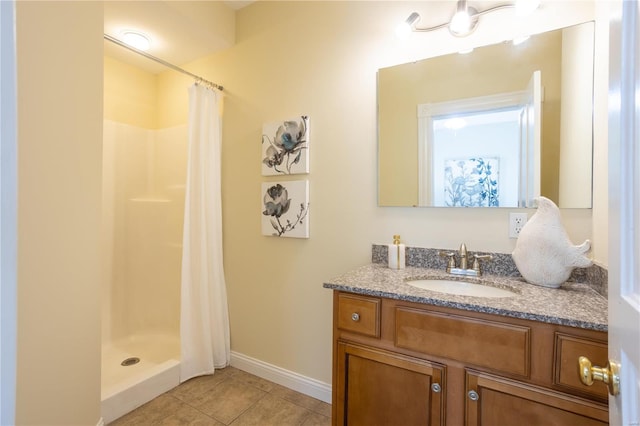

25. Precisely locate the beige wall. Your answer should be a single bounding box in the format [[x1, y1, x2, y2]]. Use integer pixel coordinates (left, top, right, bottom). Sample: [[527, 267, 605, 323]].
[[559, 23, 595, 207], [151, 1, 605, 387], [104, 56, 158, 129], [15, 1, 103, 424]]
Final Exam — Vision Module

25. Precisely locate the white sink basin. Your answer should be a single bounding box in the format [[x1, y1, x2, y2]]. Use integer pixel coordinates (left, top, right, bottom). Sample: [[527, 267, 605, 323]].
[[406, 279, 517, 298]]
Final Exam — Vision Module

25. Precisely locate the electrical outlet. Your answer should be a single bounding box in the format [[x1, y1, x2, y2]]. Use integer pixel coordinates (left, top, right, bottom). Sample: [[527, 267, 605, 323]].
[[509, 212, 528, 239]]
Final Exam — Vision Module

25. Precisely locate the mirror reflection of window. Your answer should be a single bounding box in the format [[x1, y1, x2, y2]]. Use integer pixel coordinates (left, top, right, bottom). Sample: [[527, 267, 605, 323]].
[[419, 71, 541, 208], [431, 108, 521, 207]]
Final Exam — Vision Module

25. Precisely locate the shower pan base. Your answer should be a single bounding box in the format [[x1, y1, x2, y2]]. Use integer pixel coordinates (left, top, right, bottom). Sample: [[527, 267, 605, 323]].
[[101, 334, 180, 424]]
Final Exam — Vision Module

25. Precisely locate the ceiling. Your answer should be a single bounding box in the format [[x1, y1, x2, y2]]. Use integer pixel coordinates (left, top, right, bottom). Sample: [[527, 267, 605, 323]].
[[103, 1, 253, 74], [103, 1, 522, 74]]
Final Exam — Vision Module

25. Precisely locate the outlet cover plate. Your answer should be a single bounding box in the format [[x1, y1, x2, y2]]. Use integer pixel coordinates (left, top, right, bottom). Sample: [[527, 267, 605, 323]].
[[509, 212, 528, 239]]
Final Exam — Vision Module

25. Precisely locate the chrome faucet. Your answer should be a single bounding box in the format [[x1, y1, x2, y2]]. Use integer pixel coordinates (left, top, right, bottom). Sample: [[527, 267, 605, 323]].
[[439, 243, 493, 277]]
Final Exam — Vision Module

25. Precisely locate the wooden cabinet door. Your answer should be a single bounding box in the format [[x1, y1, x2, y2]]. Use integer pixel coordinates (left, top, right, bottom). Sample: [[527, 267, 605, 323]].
[[335, 341, 445, 426], [465, 370, 608, 426]]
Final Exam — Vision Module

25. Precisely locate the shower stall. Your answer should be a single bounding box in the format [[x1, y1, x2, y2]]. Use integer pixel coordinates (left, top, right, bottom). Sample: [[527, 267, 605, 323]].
[[101, 119, 188, 423], [101, 31, 228, 422]]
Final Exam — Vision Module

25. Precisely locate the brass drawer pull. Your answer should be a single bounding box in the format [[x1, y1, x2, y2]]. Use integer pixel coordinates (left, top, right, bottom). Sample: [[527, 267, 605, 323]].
[[351, 312, 360, 322]]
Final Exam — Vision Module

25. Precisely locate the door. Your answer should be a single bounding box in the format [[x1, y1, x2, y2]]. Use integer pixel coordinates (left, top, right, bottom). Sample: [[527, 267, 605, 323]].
[[465, 370, 608, 426], [336, 342, 444, 426], [608, 0, 640, 424], [0, 1, 18, 424], [519, 70, 542, 207]]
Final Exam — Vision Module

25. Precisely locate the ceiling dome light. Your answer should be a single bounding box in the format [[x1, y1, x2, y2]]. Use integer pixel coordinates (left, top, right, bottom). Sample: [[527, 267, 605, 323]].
[[121, 31, 151, 51]]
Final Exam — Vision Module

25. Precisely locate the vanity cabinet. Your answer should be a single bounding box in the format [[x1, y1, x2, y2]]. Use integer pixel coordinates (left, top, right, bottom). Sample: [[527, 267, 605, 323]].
[[331, 291, 609, 426]]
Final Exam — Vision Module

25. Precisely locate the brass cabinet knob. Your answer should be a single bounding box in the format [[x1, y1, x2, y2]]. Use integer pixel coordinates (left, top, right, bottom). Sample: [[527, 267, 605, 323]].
[[578, 356, 621, 396], [351, 313, 360, 322]]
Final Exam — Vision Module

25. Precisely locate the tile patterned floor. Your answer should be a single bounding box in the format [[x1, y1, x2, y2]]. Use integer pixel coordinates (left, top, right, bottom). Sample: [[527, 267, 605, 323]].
[[108, 367, 331, 426]]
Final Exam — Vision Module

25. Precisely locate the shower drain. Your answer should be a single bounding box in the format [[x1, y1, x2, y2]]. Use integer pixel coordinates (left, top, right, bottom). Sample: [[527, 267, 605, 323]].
[[121, 357, 140, 366]]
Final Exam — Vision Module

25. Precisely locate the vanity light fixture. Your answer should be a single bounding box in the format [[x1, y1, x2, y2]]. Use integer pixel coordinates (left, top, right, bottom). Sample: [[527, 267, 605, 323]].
[[400, 0, 540, 38], [121, 30, 151, 51]]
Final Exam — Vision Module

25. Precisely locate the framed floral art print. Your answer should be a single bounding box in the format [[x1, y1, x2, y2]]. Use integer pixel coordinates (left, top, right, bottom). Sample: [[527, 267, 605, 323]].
[[261, 180, 309, 238], [444, 157, 499, 207], [261, 116, 309, 175]]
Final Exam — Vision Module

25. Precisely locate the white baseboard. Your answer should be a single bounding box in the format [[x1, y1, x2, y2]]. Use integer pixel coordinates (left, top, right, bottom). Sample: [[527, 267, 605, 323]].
[[230, 351, 332, 404]]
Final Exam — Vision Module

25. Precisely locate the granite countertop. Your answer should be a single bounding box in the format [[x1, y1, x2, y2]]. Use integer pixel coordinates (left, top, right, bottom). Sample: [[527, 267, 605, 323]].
[[323, 263, 608, 332]]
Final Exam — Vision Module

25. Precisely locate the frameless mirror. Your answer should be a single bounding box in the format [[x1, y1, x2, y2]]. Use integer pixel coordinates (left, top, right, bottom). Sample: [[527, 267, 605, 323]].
[[378, 22, 594, 208]]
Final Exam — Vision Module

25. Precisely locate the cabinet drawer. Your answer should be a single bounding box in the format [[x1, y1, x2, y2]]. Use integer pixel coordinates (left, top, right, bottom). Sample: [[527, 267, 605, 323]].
[[337, 294, 381, 337], [554, 333, 609, 401], [396, 307, 530, 377]]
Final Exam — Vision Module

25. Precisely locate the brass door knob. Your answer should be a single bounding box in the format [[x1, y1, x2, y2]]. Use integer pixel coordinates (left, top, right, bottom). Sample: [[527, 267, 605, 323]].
[[578, 356, 621, 396]]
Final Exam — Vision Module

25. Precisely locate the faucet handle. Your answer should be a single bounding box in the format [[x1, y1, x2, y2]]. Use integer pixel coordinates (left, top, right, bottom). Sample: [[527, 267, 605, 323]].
[[472, 254, 493, 275], [439, 251, 457, 272]]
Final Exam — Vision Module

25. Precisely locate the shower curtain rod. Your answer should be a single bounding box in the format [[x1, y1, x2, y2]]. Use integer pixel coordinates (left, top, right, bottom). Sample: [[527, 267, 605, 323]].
[[104, 34, 223, 91]]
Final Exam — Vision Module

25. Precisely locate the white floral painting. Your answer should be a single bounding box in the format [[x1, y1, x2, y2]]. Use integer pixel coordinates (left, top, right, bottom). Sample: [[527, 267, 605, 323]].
[[444, 157, 500, 207], [261, 116, 309, 175], [261, 180, 310, 238]]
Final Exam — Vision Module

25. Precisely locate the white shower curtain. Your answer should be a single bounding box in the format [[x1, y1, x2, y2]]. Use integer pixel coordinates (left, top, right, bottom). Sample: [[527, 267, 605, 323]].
[[180, 83, 230, 382]]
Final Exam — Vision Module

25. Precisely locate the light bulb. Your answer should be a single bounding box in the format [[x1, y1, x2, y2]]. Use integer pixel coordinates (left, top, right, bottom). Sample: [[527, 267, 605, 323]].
[[450, 11, 471, 35], [396, 12, 420, 39], [396, 22, 413, 39]]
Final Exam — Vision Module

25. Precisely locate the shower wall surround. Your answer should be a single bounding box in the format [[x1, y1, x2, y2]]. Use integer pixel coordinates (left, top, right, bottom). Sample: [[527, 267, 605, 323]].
[[371, 244, 608, 297], [102, 120, 186, 342]]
